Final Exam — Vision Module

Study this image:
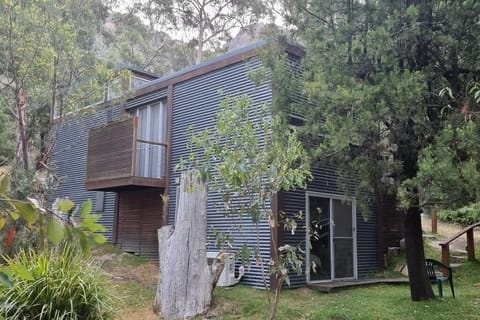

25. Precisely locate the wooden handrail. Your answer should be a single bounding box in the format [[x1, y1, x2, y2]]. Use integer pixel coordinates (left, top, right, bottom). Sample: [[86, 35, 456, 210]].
[[439, 222, 480, 246], [439, 222, 480, 266]]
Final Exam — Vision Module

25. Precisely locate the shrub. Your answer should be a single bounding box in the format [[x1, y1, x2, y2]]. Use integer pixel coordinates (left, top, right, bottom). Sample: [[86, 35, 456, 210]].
[[438, 202, 480, 226], [0, 245, 116, 320]]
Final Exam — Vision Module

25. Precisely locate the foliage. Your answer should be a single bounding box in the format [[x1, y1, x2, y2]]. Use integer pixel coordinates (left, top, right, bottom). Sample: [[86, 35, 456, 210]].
[[136, 0, 269, 63], [412, 121, 480, 210], [185, 94, 311, 319], [438, 203, 480, 226], [0, 167, 106, 256], [0, 98, 13, 166], [0, 245, 116, 320], [97, 10, 193, 74], [280, 0, 480, 301], [0, 0, 115, 170]]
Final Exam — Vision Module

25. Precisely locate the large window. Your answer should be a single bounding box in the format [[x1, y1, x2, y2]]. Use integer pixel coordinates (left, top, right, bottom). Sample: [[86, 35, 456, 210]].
[[135, 100, 167, 179]]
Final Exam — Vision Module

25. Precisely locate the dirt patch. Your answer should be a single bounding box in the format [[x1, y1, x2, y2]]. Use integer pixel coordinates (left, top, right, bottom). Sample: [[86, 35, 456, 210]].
[[116, 309, 158, 320]]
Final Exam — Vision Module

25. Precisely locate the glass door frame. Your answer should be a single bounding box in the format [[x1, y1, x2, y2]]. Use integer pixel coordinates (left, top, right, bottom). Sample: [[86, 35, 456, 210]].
[[305, 191, 358, 283]]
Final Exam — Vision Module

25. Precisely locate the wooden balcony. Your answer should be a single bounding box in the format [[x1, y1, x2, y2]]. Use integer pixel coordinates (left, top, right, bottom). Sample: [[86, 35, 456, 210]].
[[86, 117, 166, 191]]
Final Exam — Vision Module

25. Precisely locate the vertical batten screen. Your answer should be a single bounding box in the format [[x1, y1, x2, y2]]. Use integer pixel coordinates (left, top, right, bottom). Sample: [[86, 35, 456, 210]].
[[135, 100, 167, 178]]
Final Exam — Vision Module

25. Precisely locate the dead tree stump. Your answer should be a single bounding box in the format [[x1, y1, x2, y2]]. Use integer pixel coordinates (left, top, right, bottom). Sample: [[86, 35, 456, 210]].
[[154, 171, 213, 319]]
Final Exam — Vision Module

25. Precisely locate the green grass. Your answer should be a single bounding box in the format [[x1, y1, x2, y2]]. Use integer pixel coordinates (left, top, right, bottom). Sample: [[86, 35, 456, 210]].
[[92, 243, 158, 319], [209, 252, 480, 320], [98, 243, 480, 320]]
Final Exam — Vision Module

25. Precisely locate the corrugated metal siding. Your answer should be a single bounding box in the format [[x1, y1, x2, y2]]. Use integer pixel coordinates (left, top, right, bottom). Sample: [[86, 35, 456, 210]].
[[282, 164, 379, 287], [51, 106, 121, 240], [125, 88, 167, 110], [168, 57, 273, 288]]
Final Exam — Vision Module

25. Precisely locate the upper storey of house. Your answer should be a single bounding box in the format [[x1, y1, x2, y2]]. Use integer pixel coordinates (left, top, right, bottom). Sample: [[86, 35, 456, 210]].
[[84, 41, 304, 192]]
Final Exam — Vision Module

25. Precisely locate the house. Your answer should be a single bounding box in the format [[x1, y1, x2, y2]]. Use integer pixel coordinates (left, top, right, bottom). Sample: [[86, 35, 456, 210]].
[[51, 41, 403, 288]]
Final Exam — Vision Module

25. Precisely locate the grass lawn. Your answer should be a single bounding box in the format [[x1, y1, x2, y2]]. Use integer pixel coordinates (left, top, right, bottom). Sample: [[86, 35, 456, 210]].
[[212, 260, 480, 320], [98, 244, 480, 320]]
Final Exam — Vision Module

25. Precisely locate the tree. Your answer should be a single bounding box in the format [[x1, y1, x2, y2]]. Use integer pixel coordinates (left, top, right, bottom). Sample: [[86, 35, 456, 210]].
[[282, 0, 480, 300], [0, 0, 111, 172], [97, 10, 194, 74], [412, 84, 480, 215], [137, 0, 268, 63], [0, 98, 14, 165], [189, 95, 310, 319]]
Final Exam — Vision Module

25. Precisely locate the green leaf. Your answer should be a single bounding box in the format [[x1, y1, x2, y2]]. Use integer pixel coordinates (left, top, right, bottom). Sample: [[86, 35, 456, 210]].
[[80, 199, 92, 218], [0, 217, 5, 230], [13, 202, 36, 225], [56, 198, 74, 213], [0, 272, 13, 288], [92, 234, 106, 244], [9, 263, 34, 281], [9, 211, 19, 220], [0, 168, 9, 194], [47, 217, 65, 245], [79, 233, 89, 253]]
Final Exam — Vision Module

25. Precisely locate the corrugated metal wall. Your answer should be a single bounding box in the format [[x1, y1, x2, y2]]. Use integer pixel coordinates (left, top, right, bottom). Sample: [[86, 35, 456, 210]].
[[168, 57, 273, 288], [50, 48, 379, 290], [282, 164, 379, 287], [51, 106, 121, 240], [125, 88, 167, 110]]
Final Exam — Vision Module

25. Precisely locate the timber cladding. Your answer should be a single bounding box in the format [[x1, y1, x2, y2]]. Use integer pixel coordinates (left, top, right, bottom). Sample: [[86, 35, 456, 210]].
[[85, 117, 136, 189], [116, 188, 164, 261]]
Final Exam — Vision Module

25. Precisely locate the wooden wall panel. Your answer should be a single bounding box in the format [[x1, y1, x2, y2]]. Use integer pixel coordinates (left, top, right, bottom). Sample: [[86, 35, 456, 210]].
[[116, 188, 163, 261], [86, 118, 135, 185]]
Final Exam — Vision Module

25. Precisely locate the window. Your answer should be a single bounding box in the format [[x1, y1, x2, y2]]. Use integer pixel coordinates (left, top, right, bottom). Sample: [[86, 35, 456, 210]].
[[135, 100, 167, 178], [95, 192, 105, 212], [130, 76, 149, 90], [288, 113, 305, 127]]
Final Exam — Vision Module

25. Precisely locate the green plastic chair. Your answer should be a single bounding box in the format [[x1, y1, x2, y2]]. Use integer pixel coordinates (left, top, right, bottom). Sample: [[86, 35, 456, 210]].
[[425, 258, 455, 298]]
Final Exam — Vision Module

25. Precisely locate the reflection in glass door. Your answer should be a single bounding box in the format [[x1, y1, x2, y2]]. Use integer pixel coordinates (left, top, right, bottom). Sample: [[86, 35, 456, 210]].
[[307, 194, 356, 282], [308, 197, 331, 281]]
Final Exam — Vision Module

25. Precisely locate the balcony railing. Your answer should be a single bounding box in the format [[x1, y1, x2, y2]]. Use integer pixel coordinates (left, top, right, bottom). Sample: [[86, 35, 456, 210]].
[[85, 117, 166, 191]]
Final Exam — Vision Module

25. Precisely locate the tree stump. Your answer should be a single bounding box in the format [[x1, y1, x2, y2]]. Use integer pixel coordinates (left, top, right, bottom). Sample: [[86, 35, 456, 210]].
[[154, 171, 213, 319]]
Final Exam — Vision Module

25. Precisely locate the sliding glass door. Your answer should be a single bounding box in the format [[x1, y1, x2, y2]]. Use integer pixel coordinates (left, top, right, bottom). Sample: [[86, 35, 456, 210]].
[[307, 193, 356, 282]]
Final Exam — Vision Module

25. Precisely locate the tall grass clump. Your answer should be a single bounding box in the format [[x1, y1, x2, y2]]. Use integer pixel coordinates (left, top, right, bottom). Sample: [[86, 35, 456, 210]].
[[0, 245, 116, 320]]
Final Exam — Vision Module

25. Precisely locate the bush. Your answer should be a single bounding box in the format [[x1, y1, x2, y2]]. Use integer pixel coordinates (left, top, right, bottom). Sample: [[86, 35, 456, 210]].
[[438, 202, 480, 226], [0, 245, 116, 320]]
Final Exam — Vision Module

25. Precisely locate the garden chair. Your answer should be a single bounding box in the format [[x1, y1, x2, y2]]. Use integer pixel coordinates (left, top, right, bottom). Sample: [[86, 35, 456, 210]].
[[425, 258, 455, 298]]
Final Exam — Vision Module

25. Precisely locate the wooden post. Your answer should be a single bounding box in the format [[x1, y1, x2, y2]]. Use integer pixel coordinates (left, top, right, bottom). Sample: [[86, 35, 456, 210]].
[[441, 244, 450, 266], [431, 210, 437, 234], [466, 229, 475, 261]]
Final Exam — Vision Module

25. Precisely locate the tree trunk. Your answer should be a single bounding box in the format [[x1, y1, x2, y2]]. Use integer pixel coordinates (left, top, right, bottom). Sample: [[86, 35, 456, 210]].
[[195, 3, 205, 64], [154, 171, 213, 319], [15, 87, 29, 170], [403, 205, 435, 300]]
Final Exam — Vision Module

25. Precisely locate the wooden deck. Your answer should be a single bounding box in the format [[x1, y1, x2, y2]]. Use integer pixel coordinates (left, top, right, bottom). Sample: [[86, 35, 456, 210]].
[[307, 278, 409, 293]]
